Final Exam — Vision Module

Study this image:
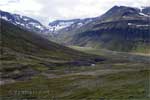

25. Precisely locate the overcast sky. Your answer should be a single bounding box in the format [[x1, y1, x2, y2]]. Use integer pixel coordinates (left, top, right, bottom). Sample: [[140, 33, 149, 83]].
[[0, 0, 149, 25]]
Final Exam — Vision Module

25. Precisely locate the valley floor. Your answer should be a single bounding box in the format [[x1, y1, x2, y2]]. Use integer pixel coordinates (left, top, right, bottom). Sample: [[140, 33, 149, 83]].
[[0, 46, 150, 100]]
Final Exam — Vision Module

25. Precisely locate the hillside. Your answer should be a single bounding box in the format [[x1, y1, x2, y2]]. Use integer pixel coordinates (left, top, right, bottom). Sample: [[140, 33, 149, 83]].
[[55, 6, 150, 53], [0, 19, 103, 83]]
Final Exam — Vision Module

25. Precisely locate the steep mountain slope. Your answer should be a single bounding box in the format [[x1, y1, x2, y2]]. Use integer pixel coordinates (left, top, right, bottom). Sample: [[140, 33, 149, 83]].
[[49, 18, 96, 34], [55, 6, 150, 53], [0, 10, 51, 36], [0, 19, 103, 83]]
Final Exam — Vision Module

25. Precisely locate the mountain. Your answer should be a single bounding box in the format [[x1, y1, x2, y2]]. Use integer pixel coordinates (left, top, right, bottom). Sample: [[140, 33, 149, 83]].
[[49, 19, 79, 32], [0, 19, 103, 82], [0, 10, 94, 36], [0, 10, 51, 36], [48, 18, 96, 34], [54, 6, 150, 53], [141, 7, 150, 15]]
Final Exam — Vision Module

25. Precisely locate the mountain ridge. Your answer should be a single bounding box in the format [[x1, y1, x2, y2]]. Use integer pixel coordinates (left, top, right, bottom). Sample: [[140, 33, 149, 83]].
[[54, 6, 150, 53], [1, 6, 150, 53], [0, 10, 52, 36]]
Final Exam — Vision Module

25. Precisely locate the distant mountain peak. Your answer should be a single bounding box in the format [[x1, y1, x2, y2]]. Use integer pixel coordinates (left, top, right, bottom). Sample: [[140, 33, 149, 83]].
[[48, 18, 95, 33], [0, 10, 52, 36]]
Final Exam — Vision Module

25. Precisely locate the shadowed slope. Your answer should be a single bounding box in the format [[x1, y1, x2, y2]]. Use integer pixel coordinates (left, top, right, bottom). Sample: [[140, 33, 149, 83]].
[[0, 19, 103, 82]]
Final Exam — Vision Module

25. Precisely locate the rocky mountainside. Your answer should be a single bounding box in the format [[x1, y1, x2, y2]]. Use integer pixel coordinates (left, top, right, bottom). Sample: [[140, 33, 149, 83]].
[[0, 10, 51, 36], [48, 18, 96, 34], [55, 6, 150, 53], [0, 10, 95, 37]]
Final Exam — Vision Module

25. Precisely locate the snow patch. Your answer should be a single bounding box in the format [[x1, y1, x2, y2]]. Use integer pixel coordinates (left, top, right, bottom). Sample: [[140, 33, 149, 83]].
[[23, 18, 29, 21], [1, 16, 8, 21], [128, 23, 150, 27], [139, 13, 149, 17], [20, 23, 25, 26], [128, 23, 133, 25], [15, 21, 20, 25], [35, 25, 44, 30], [49, 21, 75, 31], [77, 23, 83, 27]]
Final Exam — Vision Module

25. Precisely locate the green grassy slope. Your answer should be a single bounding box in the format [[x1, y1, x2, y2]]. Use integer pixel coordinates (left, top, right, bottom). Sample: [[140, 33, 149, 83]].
[[1, 19, 97, 60], [0, 19, 102, 82]]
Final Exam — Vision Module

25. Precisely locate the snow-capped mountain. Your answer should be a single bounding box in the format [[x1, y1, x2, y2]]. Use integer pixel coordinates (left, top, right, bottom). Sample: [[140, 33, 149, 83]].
[[53, 6, 150, 52], [48, 18, 96, 34], [49, 6, 150, 35], [1, 6, 149, 37], [49, 19, 77, 32], [0, 10, 51, 35]]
